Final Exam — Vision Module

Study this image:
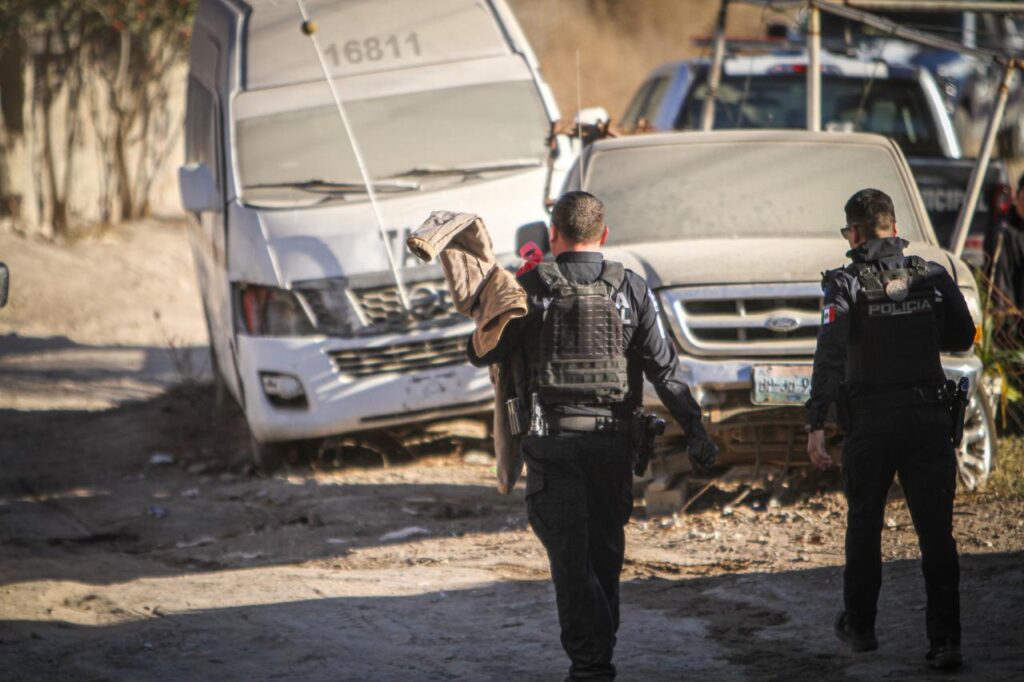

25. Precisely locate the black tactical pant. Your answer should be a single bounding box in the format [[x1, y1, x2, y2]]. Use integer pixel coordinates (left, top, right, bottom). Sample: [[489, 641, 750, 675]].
[[842, 401, 961, 640], [522, 433, 634, 681]]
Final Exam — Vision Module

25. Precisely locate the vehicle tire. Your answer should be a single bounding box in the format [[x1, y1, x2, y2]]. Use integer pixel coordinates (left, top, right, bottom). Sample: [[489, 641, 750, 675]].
[[250, 436, 324, 474], [250, 436, 288, 474], [957, 383, 998, 492]]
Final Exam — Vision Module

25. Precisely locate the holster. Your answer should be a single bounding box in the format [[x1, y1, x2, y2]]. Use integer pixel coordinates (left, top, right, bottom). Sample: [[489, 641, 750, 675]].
[[946, 377, 969, 448], [631, 410, 666, 477]]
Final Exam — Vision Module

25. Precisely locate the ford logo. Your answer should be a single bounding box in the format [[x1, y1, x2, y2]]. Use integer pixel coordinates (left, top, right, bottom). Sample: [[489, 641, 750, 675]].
[[765, 316, 800, 333], [408, 284, 451, 320]]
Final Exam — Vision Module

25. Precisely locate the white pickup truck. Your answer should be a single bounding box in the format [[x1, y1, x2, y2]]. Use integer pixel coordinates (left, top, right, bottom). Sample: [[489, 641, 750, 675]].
[[566, 129, 995, 490]]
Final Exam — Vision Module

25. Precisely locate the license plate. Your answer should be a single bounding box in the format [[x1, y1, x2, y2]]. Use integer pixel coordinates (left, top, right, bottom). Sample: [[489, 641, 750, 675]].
[[751, 365, 813, 405]]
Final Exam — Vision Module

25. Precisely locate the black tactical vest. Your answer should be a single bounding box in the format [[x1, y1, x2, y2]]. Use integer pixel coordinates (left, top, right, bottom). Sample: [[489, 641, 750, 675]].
[[527, 261, 629, 405], [846, 256, 944, 385]]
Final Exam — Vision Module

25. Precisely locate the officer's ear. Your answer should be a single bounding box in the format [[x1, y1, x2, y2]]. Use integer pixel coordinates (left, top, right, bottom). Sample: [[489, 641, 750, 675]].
[[893, 221, 898, 237], [599, 224, 609, 246], [549, 224, 559, 246]]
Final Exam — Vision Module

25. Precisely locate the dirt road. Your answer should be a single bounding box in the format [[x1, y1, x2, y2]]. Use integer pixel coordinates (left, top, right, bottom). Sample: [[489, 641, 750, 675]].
[[1, 222, 1022, 680]]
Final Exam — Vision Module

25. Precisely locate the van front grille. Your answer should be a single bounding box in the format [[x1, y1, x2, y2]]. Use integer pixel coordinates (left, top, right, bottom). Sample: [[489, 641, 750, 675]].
[[352, 280, 456, 328], [328, 335, 469, 378], [294, 278, 460, 336]]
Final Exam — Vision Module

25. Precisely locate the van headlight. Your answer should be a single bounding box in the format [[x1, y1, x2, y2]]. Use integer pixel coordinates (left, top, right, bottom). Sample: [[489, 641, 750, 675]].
[[239, 285, 317, 336]]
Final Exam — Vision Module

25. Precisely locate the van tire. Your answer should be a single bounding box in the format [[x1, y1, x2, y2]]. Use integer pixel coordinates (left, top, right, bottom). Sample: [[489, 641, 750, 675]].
[[250, 437, 322, 474], [250, 437, 287, 474]]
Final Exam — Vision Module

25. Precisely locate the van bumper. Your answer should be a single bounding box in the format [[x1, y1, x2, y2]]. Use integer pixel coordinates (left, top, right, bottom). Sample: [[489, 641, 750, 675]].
[[236, 328, 494, 443]]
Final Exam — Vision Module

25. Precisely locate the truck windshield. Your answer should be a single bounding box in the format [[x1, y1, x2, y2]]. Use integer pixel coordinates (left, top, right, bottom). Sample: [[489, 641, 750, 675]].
[[585, 141, 925, 244], [236, 80, 550, 206], [678, 76, 943, 157]]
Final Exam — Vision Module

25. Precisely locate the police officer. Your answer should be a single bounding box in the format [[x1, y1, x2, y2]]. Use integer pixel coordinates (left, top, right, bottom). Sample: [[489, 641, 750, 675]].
[[470, 191, 718, 680], [805, 189, 976, 670]]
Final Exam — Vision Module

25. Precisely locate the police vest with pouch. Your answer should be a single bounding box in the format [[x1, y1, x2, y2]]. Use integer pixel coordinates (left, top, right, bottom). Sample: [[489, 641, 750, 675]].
[[528, 261, 629, 405], [846, 256, 944, 385]]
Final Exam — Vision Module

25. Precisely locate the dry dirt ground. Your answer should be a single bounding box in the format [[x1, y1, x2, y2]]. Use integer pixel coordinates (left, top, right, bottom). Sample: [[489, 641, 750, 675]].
[[1, 222, 1023, 681]]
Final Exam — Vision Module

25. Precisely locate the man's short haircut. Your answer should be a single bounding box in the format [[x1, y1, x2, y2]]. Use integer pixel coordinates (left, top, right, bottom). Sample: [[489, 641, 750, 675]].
[[845, 188, 896, 238], [552, 191, 605, 244], [1016, 170, 1024, 193]]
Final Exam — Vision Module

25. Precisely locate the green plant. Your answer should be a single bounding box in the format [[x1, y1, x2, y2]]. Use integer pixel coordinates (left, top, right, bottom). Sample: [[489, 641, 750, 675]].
[[973, 265, 1024, 431]]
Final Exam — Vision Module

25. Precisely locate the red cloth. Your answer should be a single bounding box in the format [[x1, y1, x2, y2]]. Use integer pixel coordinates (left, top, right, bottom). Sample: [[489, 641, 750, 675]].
[[516, 241, 544, 276]]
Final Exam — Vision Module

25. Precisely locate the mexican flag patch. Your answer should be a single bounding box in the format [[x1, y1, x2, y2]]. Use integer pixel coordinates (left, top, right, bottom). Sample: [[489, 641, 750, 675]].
[[821, 304, 836, 325]]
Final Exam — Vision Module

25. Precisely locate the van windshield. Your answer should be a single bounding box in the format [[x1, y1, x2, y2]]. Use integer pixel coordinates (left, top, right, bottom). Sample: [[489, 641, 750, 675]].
[[585, 141, 925, 244], [236, 80, 550, 207], [678, 76, 944, 157]]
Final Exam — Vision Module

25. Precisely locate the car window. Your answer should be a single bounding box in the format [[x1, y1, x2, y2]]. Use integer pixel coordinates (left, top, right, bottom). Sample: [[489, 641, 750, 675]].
[[622, 78, 658, 130], [585, 140, 925, 244], [676, 75, 944, 157], [822, 11, 963, 44], [640, 76, 671, 125]]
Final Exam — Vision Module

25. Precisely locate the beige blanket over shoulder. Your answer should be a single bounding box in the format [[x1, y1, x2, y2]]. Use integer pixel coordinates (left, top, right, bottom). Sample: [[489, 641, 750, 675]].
[[407, 211, 527, 357], [407, 211, 527, 493]]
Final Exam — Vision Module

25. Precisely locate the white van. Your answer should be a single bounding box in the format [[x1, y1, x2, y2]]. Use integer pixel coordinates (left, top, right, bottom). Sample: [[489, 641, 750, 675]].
[[178, 0, 566, 469]]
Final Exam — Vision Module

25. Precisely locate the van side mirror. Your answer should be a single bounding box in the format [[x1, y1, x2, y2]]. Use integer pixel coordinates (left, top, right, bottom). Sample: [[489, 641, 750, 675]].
[[178, 163, 221, 214], [0, 262, 8, 308], [515, 221, 549, 255]]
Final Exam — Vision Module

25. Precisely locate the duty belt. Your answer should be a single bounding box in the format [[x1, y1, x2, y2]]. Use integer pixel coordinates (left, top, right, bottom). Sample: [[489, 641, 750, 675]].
[[848, 385, 946, 413], [546, 415, 631, 434]]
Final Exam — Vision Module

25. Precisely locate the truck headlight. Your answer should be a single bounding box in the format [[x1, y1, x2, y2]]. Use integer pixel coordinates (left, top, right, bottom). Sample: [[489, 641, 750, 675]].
[[239, 285, 317, 336]]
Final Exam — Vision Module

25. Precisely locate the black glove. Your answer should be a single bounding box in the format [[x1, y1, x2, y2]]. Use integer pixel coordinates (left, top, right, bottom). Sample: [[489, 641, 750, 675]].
[[687, 435, 718, 474]]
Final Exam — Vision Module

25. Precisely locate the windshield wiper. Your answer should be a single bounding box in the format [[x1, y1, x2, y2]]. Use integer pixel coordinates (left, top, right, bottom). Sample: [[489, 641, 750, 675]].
[[385, 158, 543, 179], [247, 179, 421, 194]]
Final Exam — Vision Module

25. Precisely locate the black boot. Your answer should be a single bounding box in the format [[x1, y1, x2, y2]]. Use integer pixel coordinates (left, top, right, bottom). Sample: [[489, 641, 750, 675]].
[[834, 611, 878, 652], [926, 638, 963, 670]]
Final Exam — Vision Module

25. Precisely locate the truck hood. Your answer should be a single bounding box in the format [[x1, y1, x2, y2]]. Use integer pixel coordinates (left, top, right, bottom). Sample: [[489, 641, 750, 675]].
[[599, 238, 963, 289]]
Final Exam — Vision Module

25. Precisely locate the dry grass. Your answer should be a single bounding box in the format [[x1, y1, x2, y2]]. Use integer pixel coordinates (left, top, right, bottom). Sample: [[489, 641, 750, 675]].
[[508, 0, 792, 119], [991, 437, 1024, 498]]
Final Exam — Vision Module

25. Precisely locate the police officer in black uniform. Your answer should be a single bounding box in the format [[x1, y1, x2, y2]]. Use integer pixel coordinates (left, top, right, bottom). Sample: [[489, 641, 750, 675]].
[[470, 191, 718, 681], [805, 189, 976, 670]]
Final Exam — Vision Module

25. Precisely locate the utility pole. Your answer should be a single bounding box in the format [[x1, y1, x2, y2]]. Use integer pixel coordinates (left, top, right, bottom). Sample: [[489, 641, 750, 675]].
[[701, 0, 730, 132], [807, 4, 821, 132]]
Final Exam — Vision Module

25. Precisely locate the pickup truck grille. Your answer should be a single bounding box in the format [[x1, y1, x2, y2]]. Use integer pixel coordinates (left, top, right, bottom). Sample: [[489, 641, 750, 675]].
[[664, 283, 824, 357], [328, 335, 469, 378]]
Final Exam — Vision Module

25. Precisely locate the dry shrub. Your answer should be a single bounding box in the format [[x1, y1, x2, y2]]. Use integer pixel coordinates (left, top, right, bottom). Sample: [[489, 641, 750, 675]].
[[991, 437, 1024, 498], [508, 0, 790, 119]]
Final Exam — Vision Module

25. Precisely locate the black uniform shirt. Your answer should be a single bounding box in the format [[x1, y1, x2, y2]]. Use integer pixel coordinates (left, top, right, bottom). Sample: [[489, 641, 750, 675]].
[[468, 251, 704, 440], [805, 237, 976, 430]]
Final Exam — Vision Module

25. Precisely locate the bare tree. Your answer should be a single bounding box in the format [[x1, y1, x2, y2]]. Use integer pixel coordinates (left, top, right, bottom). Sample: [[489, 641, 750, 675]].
[[89, 0, 194, 222], [0, 0, 195, 234], [1, 1, 96, 236]]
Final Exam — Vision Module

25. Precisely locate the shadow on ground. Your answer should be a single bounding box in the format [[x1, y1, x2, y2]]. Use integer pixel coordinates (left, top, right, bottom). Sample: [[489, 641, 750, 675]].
[[1, 551, 1020, 682]]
